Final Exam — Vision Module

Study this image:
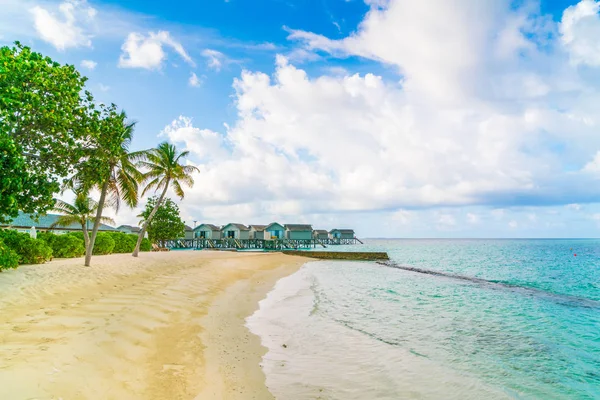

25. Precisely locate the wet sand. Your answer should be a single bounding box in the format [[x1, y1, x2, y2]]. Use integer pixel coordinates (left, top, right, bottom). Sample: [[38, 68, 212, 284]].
[[0, 251, 306, 399]]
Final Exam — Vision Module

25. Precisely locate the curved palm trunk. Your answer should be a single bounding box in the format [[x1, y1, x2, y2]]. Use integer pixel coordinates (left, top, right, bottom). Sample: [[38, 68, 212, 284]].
[[85, 180, 109, 266], [132, 179, 170, 257]]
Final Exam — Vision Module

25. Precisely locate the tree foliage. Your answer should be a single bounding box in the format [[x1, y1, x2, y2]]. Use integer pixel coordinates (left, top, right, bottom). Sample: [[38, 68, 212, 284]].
[[67, 107, 144, 266], [0, 238, 19, 271], [139, 197, 186, 243], [133, 143, 198, 256], [38, 232, 85, 259], [0, 229, 52, 265], [0, 42, 92, 222]]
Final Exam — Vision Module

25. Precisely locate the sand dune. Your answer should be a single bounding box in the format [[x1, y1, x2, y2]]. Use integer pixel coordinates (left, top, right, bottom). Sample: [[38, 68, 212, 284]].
[[0, 251, 306, 400]]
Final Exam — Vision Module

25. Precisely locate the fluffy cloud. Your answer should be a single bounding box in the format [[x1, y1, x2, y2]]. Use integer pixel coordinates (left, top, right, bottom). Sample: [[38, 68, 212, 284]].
[[189, 72, 202, 87], [150, 0, 600, 235], [560, 0, 600, 66], [118, 31, 195, 70], [81, 59, 97, 70], [30, 0, 96, 50], [201, 49, 227, 71]]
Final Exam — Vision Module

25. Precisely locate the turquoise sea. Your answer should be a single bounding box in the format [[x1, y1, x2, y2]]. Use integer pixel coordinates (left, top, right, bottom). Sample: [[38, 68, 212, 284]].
[[247, 239, 600, 399]]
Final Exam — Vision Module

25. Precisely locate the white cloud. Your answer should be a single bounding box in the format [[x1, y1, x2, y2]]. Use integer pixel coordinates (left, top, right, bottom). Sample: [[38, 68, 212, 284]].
[[98, 83, 110, 92], [560, 0, 600, 66], [118, 31, 195, 70], [391, 209, 412, 225], [30, 0, 96, 50], [189, 72, 202, 87], [81, 59, 97, 70], [582, 151, 600, 173], [202, 49, 227, 71], [508, 220, 518, 229], [118, 0, 600, 233], [437, 214, 456, 227], [566, 203, 582, 211], [467, 213, 480, 224], [160, 116, 226, 161]]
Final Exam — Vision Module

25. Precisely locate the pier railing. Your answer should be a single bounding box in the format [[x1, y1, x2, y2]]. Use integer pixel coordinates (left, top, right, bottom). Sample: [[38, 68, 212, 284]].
[[159, 237, 363, 250]]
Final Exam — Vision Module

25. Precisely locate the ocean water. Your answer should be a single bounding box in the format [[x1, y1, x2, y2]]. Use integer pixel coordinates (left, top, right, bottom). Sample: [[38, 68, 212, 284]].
[[246, 239, 600, 399]]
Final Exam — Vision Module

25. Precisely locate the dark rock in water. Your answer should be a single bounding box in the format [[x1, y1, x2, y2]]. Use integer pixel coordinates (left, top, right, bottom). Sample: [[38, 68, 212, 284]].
[[282, 344, 287, 348]]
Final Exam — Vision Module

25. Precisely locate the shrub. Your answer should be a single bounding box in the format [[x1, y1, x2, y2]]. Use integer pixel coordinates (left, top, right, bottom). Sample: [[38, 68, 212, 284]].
[[92, 232, 115, 255], [0, 239, 19, 271], [140, 237, 152, 252], [108, 232, 137, 253], [0, 229, 53, 264], [39, 232, 85, 258]]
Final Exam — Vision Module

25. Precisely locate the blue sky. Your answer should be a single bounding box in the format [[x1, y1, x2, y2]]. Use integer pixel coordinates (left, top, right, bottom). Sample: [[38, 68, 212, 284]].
[[3, 0, 600, 238]]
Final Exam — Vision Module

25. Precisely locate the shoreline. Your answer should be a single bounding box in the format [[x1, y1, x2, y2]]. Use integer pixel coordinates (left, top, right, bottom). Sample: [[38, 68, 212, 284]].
[[0, 251, 307, 399]]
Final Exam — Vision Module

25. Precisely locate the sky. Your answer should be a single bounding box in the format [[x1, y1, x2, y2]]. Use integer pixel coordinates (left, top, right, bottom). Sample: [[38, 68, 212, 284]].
[[2, 0, 600, 238]]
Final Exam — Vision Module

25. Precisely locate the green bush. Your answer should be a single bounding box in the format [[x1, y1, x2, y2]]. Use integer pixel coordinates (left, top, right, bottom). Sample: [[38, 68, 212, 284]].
[[39, 232, 85, 258], [140, 237, 152, 252], [92, 232, 115, 255], [0, 239, 19, 271], [108, 232, 137, 253], [0, 229, 52, 264]]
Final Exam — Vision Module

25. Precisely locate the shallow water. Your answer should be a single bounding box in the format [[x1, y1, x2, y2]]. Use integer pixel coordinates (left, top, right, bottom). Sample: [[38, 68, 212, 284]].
[[247, 239, 600, 399]]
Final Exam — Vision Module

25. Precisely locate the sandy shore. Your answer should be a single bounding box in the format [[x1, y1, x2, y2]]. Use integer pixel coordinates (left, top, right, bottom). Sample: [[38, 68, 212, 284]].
[[0, 251, 307, 400]]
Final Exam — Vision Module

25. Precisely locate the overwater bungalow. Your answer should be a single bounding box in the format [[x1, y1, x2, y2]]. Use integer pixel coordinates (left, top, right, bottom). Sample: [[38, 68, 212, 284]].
[[265, 222, 285, 239], [285, 224, 313, 240], [313, 230, 329, 240], [184, 225, 194, 240], [193, 224, 221, 239], [249, 225, 268, 239], [221, 223, 250, 239], [330, 229, 355, 239]]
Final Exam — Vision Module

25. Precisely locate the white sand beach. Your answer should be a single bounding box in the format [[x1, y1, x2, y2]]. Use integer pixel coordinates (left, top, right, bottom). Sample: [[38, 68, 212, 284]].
[[0, 251, 307, 400]]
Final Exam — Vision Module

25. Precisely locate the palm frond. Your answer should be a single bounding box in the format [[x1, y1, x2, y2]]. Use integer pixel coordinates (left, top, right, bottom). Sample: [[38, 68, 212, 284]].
[[172, 180, 185, 199]]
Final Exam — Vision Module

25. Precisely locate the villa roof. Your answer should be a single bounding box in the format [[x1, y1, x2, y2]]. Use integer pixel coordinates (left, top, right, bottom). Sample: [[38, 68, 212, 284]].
[[313, 229, 328, 234], [249, 225, 267, 231], [222, 223, 250, 231], [265, 222, 284, 230], [3, 212, 116, 231], [185, 225, 193, 232], [330, 229, 355, 234], [117, 225, 141, 233], [194, 224, 220, 231], [285, 224, 313, 231]]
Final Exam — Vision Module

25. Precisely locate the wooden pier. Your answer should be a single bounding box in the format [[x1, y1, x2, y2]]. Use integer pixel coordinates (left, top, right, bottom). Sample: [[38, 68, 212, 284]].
[[159, 237, 363, 251], [282, 251, 389, 261]]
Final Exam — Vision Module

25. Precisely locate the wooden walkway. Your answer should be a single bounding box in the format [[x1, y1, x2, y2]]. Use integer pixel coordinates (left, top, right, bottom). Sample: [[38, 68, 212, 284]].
[[160, 238, 363, 250]]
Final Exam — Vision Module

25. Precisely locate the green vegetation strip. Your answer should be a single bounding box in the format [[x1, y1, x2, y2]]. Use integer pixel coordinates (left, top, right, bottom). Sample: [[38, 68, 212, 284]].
[[282, 251, 389, 261]]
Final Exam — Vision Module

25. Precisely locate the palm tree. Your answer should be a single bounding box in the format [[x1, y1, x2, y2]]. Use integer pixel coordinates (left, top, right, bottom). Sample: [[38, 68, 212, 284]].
[[51, 194, 115, 250], [132, 142, 199, 257], [70, 109, 145, 266]]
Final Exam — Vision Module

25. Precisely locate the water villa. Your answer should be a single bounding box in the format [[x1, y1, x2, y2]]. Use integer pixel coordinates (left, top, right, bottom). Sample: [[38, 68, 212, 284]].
[[164, 222, 362, 250]]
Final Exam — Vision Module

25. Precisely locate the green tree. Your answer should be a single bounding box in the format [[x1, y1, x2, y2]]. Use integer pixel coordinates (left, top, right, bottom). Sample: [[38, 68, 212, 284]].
[[132, 143, 199, 257], [70, 108, 144, 266], [139, 197, 186, 243], [51, 194, 115, 251], [0, 42, 92, 223]]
